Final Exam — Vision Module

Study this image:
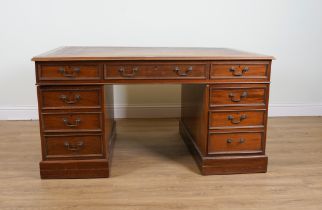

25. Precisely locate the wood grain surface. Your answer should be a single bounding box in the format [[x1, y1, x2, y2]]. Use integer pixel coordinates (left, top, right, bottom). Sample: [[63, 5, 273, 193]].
[[0, 117, 321, 210]]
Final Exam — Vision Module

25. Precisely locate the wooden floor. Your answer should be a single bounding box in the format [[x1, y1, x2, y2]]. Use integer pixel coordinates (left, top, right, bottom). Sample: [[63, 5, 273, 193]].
[[0, 117, 322, 210]]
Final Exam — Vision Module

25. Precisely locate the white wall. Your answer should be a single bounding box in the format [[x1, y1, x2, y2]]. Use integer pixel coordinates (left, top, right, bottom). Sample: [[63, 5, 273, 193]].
[[0, 0, 321, 119]]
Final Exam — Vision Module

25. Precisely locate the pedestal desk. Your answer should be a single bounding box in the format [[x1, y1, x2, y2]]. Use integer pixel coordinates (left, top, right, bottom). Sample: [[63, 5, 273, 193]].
[[32, 47, 274, 179]]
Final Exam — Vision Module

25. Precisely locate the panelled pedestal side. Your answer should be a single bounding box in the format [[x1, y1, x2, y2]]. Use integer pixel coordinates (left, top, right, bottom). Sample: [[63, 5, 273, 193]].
[[180, 60, 271, 175], [36, 61, 115, 179]]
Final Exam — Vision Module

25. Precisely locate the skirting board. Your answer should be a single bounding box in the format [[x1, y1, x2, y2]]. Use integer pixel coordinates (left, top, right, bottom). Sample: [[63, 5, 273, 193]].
[[268, 104, 322, 117], [0, 104, 321, 120]]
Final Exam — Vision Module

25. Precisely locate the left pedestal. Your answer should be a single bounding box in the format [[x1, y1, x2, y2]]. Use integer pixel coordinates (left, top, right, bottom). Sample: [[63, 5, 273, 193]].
[[37, 85, 115, 179]]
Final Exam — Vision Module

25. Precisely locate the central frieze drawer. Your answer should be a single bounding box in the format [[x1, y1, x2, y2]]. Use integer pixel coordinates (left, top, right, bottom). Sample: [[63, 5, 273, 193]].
[[42, 112, 102, 132], [44, 134, 104, 159], [209, 110, 265, 129], [104, 62, 208, 79], [39, 86, 102, 109]]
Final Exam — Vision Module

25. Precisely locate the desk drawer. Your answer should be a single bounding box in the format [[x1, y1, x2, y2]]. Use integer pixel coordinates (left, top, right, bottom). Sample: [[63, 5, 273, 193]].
[[105, 62, 207, 79], [209, 110, 265, 129], [42, 112, 102, 132], [39, 86, 102, 109], [37, 63, 101, 81], [209, 86, 267, 107], [44, 134, 104, 159], [208, 132, 263, 155], [210, 63, 269, 81]]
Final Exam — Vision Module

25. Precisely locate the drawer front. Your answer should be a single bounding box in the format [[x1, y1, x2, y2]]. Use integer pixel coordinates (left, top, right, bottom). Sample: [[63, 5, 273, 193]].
[[105, 63, 207, 79], [210, 63, 268, 80], [208, 132, 263, 154], [42, 112, 102, 132], [210, 86, 267, 107], [209, 110, 265, 129], [40, 87, 102, 109], [44, 134, 104, 159], [38, 63, 101, 81]]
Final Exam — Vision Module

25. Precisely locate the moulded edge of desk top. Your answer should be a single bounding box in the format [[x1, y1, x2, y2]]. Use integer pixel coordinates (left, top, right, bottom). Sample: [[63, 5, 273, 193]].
[[32, 46, 275, 62]]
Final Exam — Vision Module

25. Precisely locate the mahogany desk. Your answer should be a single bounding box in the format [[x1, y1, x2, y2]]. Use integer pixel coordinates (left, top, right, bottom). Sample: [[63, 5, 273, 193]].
[[32, 47, 274, 179]]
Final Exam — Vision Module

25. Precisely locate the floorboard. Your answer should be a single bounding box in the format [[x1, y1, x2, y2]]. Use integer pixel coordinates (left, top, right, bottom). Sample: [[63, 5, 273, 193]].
[[0, 117, 321, 210]]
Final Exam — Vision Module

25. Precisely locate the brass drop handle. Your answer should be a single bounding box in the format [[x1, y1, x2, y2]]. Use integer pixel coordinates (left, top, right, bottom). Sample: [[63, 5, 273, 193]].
[[227, 114, 247, 124], [60, 94, 81, 104], [239, 138, 245, 143], [229, 66, 249, 76], [58, 67, 80, 77], [226, 138, 245, 143], [174, 66, 193, 76], [228, 91, 248, 102], [119, 66, 139, 77], [64, 141, 84, 151], [63, 118, 81, 127]]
